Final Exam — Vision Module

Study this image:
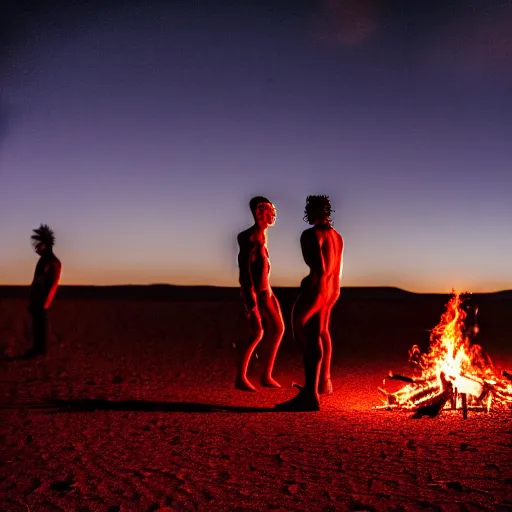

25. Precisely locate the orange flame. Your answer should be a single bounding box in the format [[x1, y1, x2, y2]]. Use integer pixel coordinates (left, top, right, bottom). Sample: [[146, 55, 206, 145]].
[[378, 292, 512, 412]]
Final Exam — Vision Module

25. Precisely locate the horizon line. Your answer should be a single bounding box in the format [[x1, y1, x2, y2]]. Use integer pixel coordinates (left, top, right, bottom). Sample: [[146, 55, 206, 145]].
[[1, 283, 511, 295]]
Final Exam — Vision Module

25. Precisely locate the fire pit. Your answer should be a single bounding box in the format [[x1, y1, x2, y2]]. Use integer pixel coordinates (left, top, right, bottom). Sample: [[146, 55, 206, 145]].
[[376, 292, 512, 418]]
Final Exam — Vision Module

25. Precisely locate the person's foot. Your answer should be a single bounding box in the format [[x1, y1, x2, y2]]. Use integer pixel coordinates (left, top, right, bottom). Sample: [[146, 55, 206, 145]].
[[319, 378, 333, 395], [274, 390, 320, 411], [23, 349, 46, 359], [235, 375, 257, 392], [260, 375, 281, 388]]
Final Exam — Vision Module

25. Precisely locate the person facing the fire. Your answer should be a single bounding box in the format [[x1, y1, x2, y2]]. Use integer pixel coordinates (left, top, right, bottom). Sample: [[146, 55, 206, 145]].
[[276, 195, 344, 411], [26, 224, 62, 358], [235, 196, 285, 391]]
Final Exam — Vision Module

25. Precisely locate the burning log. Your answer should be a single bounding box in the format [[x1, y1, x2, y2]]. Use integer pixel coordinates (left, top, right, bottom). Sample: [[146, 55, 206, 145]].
[[503, 371, 512, 382], [412, 373, 453, 418], [412, 388, 452, 418], [382, 382, 440, 410], [402, 384, 440, 406], [451, 387, 458, 410], [377, 387, 398, 406], [476, 382, 493, 406], [387, 371, 415, 384], [461, 393, 468, 419]]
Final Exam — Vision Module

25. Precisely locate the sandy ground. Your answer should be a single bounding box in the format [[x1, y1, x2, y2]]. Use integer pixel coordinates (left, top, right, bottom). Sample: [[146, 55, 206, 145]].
[[1, 297, 511, 511]]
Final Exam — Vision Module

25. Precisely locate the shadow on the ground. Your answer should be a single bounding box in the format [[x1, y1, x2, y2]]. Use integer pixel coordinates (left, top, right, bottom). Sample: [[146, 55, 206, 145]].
[[0, 398, 285, 413]]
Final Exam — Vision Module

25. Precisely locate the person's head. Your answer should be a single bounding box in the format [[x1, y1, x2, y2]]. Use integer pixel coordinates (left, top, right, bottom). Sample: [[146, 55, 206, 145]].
[[31, 224, 56, 255], [249, 196, 277, 228], [304, 195, 333, 225]]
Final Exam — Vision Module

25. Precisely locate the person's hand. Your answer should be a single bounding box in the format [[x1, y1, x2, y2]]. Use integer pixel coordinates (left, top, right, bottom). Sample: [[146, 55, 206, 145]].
[[247, 309, 262, 335], [244, 304, 256, 317]]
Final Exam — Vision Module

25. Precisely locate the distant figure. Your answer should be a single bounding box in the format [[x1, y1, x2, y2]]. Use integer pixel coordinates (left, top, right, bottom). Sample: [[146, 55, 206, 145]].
[[276, 195, 344, 411], [26, 224, 62, 358], [235, 196, 285, 391]]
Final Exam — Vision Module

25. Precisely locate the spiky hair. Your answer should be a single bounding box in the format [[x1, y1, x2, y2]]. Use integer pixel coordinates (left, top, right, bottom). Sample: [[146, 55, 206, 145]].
[[304, 195, 334, 225], [31, 224, 56, 248]]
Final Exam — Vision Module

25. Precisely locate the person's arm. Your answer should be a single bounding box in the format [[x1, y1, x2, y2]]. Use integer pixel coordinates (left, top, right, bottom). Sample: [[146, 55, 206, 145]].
[[237, 235, 256, 313], [300, 229, 326, 277], [338, 234, 344, 280], [43, 260, 62, 309], [301, 230, 328, 311]]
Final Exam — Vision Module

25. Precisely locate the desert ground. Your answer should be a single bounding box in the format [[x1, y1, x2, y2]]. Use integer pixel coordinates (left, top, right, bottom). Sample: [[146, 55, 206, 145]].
[[1, 287, 511, 511]]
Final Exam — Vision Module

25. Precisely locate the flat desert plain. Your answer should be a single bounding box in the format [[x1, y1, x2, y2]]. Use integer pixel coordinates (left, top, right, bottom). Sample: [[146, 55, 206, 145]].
[[1, 287, 511, 511]]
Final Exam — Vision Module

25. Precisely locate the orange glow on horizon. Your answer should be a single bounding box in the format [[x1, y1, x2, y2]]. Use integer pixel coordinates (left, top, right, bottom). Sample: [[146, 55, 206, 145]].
[[1, 262, 510, 293], [0, 277, 510, 294]]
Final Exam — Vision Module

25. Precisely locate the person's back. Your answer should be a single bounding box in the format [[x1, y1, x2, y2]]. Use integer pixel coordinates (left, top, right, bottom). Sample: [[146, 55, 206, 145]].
[[300, 223, 343, 309], [315, 224, 343, 304], [31, 251, 61, 309]]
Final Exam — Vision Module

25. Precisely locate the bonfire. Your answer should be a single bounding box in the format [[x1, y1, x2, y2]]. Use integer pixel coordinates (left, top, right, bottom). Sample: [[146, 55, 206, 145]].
[[376, 292, 512, 418]]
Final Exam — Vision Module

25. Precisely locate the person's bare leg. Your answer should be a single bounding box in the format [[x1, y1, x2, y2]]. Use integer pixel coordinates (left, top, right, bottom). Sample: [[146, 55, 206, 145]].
[[319, 307, 333, 395], [287, 294, 308, 390], [304, 313, 323, 399], [275, 311, 322, 411], [259, 293, 284, 387], [235, 311, 263, 392], [291, 294, 311, 350]]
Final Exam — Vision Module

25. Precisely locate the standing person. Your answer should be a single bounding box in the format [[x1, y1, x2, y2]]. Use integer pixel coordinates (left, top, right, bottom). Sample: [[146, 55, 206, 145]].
[[235, 196, 285, 391], [276, 195, 343, 411], [26, 224, 62, 358]]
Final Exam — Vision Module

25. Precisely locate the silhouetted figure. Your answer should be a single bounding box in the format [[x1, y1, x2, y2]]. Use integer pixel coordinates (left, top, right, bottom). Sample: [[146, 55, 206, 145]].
[[235, 197, 284, 391], [276, 195, 344, 411], [26, 224, 62, 358]]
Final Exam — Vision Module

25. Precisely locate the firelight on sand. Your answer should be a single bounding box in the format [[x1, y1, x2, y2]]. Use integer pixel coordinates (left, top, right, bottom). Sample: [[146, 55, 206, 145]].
[[377, 292, 512, 416]]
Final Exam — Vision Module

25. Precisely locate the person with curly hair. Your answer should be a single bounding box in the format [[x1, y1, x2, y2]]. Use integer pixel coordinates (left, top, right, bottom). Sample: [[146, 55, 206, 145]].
[[235, 196, 285, 391], [26, 224, 62, 358], [276, 195, 344, 411]]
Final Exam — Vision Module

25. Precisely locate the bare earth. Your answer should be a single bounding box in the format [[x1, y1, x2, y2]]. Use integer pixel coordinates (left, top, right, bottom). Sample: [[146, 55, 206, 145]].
[[1, 295, 511, 511]]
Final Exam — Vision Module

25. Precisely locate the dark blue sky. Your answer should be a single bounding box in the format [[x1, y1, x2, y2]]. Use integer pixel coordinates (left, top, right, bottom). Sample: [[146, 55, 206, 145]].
[[1, 0, 511, 291]]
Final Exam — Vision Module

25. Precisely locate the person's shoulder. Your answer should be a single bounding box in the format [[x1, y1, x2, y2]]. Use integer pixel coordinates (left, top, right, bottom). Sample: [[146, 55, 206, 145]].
[[332, 227, 343, 241], [237, 227, 253, 243], [332, 228, 344, 251], [300, 227, 316, 241], [51, 254, 62, 268]]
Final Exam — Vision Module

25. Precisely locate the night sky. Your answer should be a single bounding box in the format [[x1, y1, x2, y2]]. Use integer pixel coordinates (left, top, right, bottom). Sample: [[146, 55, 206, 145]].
[[1, 0, 511, 292]]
